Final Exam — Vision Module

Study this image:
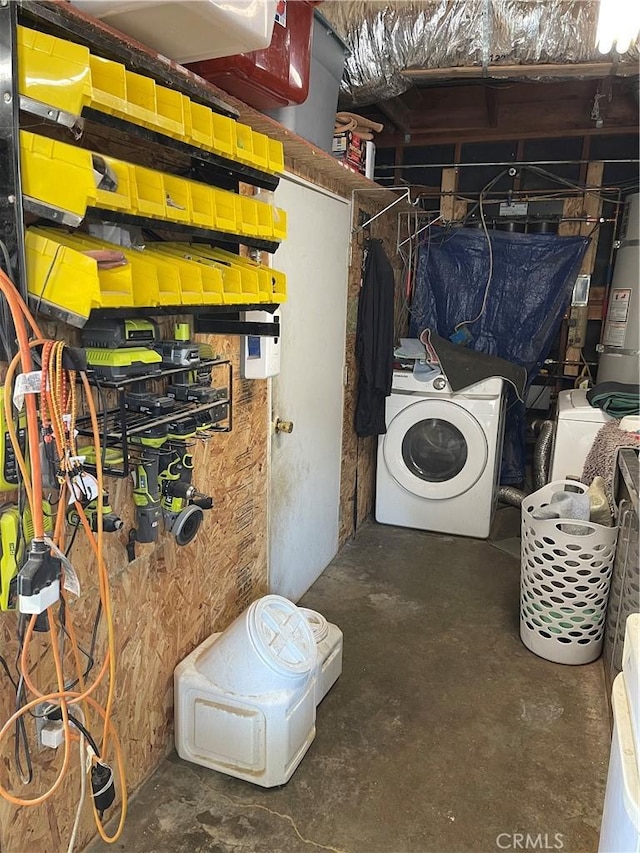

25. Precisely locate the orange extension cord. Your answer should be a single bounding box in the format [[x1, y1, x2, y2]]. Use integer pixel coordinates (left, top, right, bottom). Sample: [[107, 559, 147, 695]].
[[0, 268, 127, 843]]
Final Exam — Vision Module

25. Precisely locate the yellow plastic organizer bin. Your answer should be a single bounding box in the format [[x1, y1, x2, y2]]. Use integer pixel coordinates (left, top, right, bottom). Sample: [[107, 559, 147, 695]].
[[20, 131, 96, 220], [164, 174, 190, 224], [143, 247, 204, 305], [205, 247, 283, 303], [272, 207, 288, 241], [18, 26, 92, 116], [150, 244, 224, 305], [192, 246, 264, 303], [26, 229, 103, 325], [186, 100, 214, 150], [94, 155, 132, 212], [49, 227, 163, 308], [156, 86, 186, 139], [123, 71, 157, 128], [176, 244, 255, 304], [237, 196, 258, 238], [88, 55, 127, 116], [255, 200, 275, 238], [234, 123, 254, 166], [188, 181, 215, 229], [267, 139, 285, 174], [130, 165, 166, 219], [136, 248, 181, 306], [210, 113, 236, 159], [32, 228, 134, 309], [250, 131, 270, 172], [213, 189, 239, 233]]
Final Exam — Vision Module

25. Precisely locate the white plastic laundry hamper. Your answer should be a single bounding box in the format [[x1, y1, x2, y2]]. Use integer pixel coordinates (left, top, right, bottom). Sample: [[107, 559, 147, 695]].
[[174, 595, 317, 787], [300, 608, 343, 705], [520, 481, 618, 665]]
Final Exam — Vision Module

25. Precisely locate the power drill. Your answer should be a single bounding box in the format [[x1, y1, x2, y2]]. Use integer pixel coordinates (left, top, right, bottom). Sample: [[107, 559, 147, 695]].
[[128, 424, 168, 556], [67, 494, 123, 534], [159, 419, 213, 547]]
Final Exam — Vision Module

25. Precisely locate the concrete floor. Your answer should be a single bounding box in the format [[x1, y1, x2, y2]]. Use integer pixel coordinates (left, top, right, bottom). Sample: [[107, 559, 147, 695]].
[[90, 511, 611, 853]]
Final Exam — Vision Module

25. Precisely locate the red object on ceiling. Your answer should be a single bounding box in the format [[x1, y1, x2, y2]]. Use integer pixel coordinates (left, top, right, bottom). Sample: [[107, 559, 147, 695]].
[[186, 1, 320, 111]]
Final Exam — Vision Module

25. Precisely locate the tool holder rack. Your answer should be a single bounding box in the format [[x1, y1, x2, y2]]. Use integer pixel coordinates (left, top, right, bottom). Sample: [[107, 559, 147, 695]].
[[76, 359, 232, 478], [0, 1, 283, 340]]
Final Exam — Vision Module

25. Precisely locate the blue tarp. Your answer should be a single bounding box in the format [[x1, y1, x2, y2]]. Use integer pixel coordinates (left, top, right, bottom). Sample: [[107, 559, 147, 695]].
[[409, 226, 589, 484]]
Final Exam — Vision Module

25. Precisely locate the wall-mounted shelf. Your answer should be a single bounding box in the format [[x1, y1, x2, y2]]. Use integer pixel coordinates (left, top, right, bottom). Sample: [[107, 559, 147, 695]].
[[77, 358, 233, 477]]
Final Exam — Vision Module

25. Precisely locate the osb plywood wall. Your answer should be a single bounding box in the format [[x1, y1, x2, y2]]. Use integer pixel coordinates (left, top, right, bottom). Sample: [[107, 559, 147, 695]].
[[0, 330, 268, 853], [339, 206, 406, 547]]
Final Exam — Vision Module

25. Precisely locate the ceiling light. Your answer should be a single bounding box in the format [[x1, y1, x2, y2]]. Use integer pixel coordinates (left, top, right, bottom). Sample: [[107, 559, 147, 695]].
[[596, 0, 640, 54]]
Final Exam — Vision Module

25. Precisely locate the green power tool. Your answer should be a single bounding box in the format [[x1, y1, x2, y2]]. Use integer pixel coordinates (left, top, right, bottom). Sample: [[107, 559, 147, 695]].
[[0, 501, 53, 611], [67, 493, 123, 534], [128, 424, 168, 555], [159, 419, 213, 547]]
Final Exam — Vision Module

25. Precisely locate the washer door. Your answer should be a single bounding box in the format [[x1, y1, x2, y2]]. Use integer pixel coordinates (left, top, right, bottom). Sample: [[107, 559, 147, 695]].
[[383, 399, 489, 500]]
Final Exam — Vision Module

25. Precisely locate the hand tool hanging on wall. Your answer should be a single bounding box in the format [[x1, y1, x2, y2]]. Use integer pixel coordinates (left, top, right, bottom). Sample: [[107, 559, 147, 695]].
[[128, 424, 168, 556]]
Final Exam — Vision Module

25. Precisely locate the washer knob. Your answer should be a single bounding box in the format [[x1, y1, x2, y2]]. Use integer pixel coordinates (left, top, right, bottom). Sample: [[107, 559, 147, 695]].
[[433, 376, 447, 390]]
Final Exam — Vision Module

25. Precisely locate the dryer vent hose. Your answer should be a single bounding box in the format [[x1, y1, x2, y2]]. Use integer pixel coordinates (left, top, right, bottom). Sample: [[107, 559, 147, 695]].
[[498, 419, 554, 507], [531, 419, 554, 491], [498, 486, 527, 508]]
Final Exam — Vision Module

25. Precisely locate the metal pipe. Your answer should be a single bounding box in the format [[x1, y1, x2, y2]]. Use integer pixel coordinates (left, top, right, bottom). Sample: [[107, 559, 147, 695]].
[[377, 159, 640, 170]]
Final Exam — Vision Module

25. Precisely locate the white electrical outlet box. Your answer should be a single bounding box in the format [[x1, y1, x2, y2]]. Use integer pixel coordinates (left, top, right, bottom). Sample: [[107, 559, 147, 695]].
[[241, 311, 281, 379]]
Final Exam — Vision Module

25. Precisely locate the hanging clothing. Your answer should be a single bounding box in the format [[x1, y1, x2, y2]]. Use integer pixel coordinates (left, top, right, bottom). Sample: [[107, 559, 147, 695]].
[[355, 238, 395, 437]]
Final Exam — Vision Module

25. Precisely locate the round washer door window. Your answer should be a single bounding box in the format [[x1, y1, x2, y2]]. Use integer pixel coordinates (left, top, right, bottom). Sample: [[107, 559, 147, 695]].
[[384, 399, 488, 500]]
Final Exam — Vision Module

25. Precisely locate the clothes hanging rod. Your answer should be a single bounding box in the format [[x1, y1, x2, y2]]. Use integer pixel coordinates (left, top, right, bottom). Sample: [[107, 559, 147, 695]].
[[376, 159, 640, 170]]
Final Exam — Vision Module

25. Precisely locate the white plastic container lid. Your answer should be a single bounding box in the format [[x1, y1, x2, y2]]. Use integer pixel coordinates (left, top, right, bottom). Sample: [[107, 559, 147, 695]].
[[300, 608, 330, 644], [248, 596, 316, 678]]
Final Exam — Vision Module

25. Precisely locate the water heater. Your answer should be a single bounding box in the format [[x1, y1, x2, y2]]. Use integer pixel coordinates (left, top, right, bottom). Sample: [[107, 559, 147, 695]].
[[597, 193, 640, 385]]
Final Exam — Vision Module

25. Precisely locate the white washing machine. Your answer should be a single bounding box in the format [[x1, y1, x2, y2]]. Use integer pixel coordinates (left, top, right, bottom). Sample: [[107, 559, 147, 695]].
[[376, 370, 506, 539], [549, 389, 613, 482]]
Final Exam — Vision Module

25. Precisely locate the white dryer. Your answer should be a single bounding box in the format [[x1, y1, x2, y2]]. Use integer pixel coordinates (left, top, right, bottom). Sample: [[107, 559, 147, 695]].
[[376, 371, 505, 539]]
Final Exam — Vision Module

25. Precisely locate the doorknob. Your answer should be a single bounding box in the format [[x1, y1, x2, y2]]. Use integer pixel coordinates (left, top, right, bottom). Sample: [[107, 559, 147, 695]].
[[274, 418, 294, 434]]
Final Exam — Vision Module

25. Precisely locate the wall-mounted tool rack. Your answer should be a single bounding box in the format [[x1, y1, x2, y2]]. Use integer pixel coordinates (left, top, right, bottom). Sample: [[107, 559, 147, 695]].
[[0, 0, 287, 341], [76, 358, 233, 478]]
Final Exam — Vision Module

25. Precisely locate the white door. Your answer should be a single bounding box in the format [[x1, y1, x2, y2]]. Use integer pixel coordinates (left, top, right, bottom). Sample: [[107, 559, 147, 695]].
[[269, 175, 350, 601]]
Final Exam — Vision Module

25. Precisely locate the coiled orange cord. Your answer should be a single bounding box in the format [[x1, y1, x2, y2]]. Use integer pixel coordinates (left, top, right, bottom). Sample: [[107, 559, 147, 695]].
[[0, 269, 127, 842]]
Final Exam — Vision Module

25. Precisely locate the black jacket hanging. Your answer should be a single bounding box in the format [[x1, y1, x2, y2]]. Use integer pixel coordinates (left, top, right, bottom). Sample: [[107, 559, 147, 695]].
[[355, 238, 395, 437]]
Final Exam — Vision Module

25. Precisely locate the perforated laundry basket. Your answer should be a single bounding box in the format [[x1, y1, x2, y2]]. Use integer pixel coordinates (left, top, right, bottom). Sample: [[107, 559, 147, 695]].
[[521, 481, 618, 665]]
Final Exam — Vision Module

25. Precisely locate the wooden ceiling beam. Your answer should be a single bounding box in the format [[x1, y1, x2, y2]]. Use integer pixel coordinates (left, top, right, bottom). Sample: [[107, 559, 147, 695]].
[[376, 123, 639, 148], [401, 62, 640, 81]]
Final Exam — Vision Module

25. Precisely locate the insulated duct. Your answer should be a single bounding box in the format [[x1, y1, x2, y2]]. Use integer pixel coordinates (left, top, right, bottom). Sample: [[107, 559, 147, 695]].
[[531, 419, 555, 491], [320, 0, 640, 107], [498, 485, 527, 508]]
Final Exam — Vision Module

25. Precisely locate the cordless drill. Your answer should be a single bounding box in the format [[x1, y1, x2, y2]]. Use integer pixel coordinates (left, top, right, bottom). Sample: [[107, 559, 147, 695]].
[[128, 424, 169, 553]]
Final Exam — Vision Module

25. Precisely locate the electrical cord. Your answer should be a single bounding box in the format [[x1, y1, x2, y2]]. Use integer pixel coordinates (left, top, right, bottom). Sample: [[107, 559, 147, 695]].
[[0, 268, 127, 842]]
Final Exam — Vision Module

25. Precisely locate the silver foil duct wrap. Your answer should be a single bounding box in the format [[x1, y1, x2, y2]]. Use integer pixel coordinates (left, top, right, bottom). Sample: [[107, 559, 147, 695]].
[[320, 0, 638, 107]]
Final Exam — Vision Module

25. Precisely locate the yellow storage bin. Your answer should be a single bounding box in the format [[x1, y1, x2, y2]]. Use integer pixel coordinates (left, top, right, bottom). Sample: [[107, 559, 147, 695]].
[[188, 181, 215, 229], [255, 199, 274, 238], [136, 249, 181, 305], [213, 189, 238, 233], [156, 86, 185, 139], [186, 100, 214, 150], [89, 55, 127, 116], [18, 26, 92, 116], [234, 123, 254, 166], [173, 244, 255, 304], [20, 131, 96, 220], [237, 196, 258, 237], [143, 247, 203, 305], [267, 138, 285, 174], [94, 155, 132, 212], [32, 229, 134, 309], [124, 71, 157, 127], [273, 207, 288, 241], [203, 246, 287, 303], [25, 229, 102, 324], [250, 131, 270, 171], [130, 165, 166, 219], [210, 113, 236, 159], [164, 174, 190, 224], [187, 245, 264, 303], [150, 245, 224, 304]]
